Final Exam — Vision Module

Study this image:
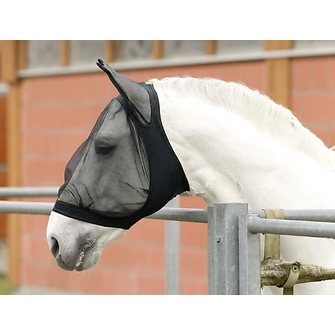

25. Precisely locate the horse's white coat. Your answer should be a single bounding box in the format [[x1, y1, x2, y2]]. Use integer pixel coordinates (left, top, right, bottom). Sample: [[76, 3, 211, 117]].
[[47, 76, 335, 294], [46, 211, 126, 271]]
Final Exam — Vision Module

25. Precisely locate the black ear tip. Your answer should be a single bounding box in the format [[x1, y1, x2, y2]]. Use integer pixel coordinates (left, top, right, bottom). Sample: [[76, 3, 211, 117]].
[[96, 58, 105, 68]]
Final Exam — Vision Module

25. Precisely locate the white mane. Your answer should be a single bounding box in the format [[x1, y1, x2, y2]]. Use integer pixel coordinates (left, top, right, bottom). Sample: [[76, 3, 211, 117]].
[[151, 76, 335, 172]]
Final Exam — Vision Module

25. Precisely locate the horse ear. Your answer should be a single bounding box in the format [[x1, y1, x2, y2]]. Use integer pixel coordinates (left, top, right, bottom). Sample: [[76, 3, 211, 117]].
[[96, 59, 151, 123]]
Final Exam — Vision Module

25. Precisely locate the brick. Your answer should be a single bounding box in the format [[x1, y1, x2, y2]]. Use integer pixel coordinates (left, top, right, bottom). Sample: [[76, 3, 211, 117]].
[[99, 225, 165, 271], [193, 224, 207, 249], [291, 58, 310, 91], [76, 270, 105, 294], [101, 270, 133, 294], [22, 130, 88, 158], [99, 243, 125, 268], [23, 102, 102, 131], [180, 221, 207, 249], [21, 106, 35, 129], [120, 245, 150, 271], [180, 278, 196, 295], [179, 248, 207, 278], [148, 246, 165, 273], [21, 79, 33, 104], [47, 264, 72, 291], [180, 195, 206, 209], [21, 214, 48, 235], [246, 61, 266, 90], [23, 158, 66, 185], [329, 128, 335, 148], [220, 64, 235, 82], [194, 280, 208, 295], [180, 222, 197, 248], [310, 57, 329, 90], [126, 218, 165, 246], [201, 64, 220, 78], [230, 62, 246, 82], [135, 274, 165, 294], [302, 94, 322, 124], [290, 94, 305, 119], [22, 235, 51, 262], [330, 58, 335, 89], [320, 93, 335, 123], [180, 278, 207, 295], [21, 261, 50, 288]]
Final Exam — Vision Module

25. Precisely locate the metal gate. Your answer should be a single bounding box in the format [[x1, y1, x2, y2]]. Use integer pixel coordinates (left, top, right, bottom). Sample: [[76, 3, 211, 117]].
[[2, 188, 335, 294]]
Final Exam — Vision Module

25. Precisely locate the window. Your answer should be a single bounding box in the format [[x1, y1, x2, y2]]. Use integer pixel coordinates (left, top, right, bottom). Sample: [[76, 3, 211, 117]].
[[294, 40, 335, 49], [69, 40, 105, 65], [27, 41, 61, 68], [164, 40, 206, 58], [217, 40, 263, 54], [114, 40, 153, 61]]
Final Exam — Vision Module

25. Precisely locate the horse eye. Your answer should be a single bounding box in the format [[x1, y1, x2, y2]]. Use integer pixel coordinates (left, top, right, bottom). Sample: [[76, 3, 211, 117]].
[[94, 139, 115, 155]]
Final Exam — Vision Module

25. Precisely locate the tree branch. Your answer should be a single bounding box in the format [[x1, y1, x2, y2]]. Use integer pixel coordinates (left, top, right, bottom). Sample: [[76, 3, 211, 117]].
[[261, 258, 335, 287]]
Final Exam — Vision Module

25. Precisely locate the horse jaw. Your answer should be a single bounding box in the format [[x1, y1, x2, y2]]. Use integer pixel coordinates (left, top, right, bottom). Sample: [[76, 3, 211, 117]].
[[46, 211, 126, 271]]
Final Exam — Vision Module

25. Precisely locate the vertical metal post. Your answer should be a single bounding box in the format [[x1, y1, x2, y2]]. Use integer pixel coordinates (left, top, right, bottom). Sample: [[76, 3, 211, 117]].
[[165, 196, 180, 294], [208, 203, 248, 295], [238, 214, 261, 295]]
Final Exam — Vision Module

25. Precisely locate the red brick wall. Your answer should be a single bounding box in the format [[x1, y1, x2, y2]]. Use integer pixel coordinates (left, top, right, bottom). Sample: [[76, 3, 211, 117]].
[[20, 61, 266, 294], [290, 56, 335, 147]]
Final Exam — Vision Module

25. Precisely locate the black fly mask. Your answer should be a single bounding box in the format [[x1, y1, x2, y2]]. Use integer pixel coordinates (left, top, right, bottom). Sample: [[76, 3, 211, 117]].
[[53, 59, 189, 229]]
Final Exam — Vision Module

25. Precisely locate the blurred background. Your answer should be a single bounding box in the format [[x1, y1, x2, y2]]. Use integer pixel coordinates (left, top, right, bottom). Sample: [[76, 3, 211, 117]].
[[0, 40, 335, 294]]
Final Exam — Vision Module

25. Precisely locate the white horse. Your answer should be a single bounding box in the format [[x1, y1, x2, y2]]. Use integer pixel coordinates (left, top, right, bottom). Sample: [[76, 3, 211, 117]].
[[46, 60, 335, 294]]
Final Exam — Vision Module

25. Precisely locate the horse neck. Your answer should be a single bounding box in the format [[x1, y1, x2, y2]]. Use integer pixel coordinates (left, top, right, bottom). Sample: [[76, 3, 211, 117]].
[[155, 81, 335, 210]]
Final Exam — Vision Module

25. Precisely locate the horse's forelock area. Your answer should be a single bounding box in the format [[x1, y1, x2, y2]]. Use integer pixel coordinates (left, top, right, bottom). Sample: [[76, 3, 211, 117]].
[[151, 77, 335, 172]]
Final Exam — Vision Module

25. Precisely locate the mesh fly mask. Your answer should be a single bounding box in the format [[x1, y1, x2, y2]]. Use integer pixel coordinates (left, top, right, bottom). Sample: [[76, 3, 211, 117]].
[[53, 59, 189, 229]]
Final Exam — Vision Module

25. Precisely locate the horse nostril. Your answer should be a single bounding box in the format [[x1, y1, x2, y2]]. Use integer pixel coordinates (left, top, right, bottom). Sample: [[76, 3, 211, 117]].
[[50, 237, 60, 258]]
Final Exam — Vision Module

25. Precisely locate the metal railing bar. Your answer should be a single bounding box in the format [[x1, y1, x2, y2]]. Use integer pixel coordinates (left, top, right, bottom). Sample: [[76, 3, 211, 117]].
[[2, 197, 335, 224], [165, 197, 180, 295], [0, 201, 53, 215], [249, 209, 335, 222], [248, 216, 335, 239], [148, 207, 207, 223], [0, 187, 59, 198], [2, 194, 335, 224], [0, 201, 209, 222]]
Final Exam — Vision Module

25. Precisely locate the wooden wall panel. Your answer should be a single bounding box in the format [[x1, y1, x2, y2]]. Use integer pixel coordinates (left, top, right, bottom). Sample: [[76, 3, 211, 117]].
[[0, 96, 7, 239], [153, 40, 163, 59], [0, 41, 17, 84], [18, 40, 27, 70], [206, 40, 216, 55], [264, 40, 293, 51], [105, 40, 115, 62], [0, 97, 6, 162], [60, 40, 69, 66], [264, 40, 293, 107], [266, 58, 291, 107]]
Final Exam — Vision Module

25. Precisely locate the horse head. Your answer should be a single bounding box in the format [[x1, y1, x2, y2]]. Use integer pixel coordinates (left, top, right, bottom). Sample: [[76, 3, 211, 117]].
[[46, 59, 188, 271]]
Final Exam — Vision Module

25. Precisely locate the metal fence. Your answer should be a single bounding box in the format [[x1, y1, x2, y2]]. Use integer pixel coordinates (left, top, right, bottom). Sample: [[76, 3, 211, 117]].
[[2, 187, 335, 294], [0, 187, 206, 295]]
